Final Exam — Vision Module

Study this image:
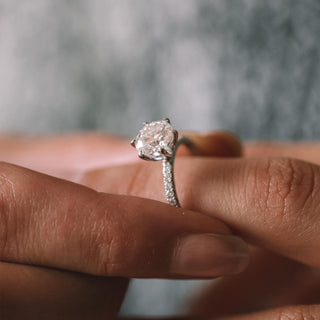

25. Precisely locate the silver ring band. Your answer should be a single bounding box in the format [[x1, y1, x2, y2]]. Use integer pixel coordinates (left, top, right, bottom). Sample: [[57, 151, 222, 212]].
[[131, 119, 195, 208], [162, 137, 193, 207]]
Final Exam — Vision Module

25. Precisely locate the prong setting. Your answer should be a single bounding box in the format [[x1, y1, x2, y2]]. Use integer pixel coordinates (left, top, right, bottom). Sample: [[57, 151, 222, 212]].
[[131, 118, 188, 207], [132, 118, 175, 161], [138, 151, 145, 159], [131, 118, 182, 207], [173, 130, 178, 145], [161, 148, 172, 158], [138, 151, 154, 161]]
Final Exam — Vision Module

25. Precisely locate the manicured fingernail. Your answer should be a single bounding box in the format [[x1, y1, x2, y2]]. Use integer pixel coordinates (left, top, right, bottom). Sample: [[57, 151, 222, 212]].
[[171, 233, 249, 277]]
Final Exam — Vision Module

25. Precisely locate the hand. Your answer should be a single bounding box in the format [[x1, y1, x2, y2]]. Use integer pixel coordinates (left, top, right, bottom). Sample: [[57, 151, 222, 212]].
[[0, 132, 247, 320], [81, 140, 320, 319], [5, 133, 319, 319]]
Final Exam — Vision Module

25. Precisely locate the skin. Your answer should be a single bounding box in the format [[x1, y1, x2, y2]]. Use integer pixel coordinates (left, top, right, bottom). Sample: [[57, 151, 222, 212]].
[[0, 131, 246, 320], [1, 132, 320, 319]]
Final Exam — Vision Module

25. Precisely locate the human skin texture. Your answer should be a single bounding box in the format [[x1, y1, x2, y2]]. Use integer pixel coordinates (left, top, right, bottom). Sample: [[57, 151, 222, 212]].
[[1, 132, 320, 319]]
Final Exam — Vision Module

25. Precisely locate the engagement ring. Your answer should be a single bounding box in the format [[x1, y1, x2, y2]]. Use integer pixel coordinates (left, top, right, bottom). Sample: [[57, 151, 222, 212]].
[[131, 118, 194, 207]]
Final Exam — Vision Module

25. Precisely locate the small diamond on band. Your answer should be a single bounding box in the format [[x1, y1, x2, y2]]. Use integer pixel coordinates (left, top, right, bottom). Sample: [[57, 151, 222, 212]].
[[131, 118, 192, 207]]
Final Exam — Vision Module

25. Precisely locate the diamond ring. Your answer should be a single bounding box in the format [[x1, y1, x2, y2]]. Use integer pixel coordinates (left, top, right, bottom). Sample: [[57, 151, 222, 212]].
[[131, 118, 195, 207]]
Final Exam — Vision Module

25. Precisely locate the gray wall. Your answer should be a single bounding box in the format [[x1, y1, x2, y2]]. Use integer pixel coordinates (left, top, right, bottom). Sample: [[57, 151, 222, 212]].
[[1, 1, 319, 140]]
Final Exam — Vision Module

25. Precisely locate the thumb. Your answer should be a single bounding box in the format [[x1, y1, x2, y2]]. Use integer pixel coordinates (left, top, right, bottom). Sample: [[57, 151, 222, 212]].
[[218, 304, 320, 320], [118, 305, 320, 320]]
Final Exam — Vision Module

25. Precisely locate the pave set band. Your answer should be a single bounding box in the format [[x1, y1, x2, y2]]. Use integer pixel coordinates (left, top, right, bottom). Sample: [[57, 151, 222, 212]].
[[131, 118, 193, 207]]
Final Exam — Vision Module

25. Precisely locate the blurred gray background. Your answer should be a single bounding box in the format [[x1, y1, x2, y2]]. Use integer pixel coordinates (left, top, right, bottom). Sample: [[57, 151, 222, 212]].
[[0, 0, 320, 316]]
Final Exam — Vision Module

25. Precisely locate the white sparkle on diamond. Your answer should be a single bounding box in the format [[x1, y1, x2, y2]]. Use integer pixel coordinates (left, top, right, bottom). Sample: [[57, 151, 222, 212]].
[[135, 120, 175, 160]]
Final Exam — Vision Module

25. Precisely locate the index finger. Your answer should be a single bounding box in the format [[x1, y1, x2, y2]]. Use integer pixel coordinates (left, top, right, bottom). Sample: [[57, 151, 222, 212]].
[[0, 162, 249, 279]]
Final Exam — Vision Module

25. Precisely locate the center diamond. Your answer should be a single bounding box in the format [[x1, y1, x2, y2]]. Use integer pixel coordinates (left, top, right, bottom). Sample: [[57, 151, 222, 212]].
[[133, 119, 176, 160]]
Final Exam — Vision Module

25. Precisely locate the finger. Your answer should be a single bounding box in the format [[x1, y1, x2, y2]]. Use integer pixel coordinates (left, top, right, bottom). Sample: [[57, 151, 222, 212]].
[[0, 131, 241, 180], [83, 157, 320, 268], [121, 306, 320, 320], [189, 248, 320, 317], [0, 133, 137, 179], [0, 262, 127, 320], [118, 318, 200, 320], [245, 141, 320, 165], [220, 304, 320, 320], [116, 305, 320, 320], [180, 131, 242, 158], [0, 162, 249, 279]]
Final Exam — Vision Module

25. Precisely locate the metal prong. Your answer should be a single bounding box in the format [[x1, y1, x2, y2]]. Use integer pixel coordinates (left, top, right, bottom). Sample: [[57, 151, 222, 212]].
[[173, 130, 178, 145], [130, 139, 136, 148], [138, 151, 153, 161], [162, 118, 171, 123], [138, 151, 146, 159], [161, 148, 172, 158], [138, 151, 154, 161]]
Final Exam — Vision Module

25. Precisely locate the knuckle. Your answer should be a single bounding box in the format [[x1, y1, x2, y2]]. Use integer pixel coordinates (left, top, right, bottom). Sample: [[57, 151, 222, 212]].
[[0, 164, 19, 259], [96, 234, 126, 276], [0, 163, 51, 262], [80, 193, 128, 276], [0, 195, 9, 259], [252, 158, 317, 226]]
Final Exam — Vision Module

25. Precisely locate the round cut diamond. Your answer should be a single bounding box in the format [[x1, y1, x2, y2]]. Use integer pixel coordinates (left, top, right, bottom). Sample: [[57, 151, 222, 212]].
[[135, 120, 176, 160]]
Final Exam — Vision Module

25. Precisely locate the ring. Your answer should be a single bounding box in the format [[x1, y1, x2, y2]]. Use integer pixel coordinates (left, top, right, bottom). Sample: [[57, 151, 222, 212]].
[[131, 118, 195, 207]]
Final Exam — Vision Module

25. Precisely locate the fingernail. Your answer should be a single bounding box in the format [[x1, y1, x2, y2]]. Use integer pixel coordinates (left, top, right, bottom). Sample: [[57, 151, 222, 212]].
[[171, 233, 249, 277]]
